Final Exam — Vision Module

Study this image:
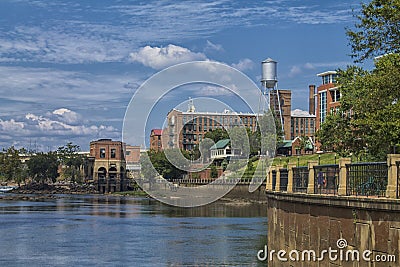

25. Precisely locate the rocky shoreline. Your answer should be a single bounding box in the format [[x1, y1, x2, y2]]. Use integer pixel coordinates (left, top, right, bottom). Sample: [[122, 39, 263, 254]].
[[0, 183, 99, 201]]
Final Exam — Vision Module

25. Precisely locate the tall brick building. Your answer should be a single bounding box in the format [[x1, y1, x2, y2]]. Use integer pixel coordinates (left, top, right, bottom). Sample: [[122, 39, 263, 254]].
[[315, 70, 341, 151], [316, 71, 341, 131], [270, 89, 292, 140]]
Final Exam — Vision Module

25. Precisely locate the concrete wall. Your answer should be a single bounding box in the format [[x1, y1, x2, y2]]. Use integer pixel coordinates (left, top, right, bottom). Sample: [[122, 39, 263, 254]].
[[267, 192, 400, 267], [222, 184, 267, 202]]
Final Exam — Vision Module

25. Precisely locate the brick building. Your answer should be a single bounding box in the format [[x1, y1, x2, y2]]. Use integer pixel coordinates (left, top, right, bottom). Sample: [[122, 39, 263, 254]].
[[90, 139, 127, 193], [316, 71, 341, 130], [150, 129, 163, 151], [270, 89, 292, 140], [125, 145, 141, 178], [290, 109, 316, 141], [315, 71, 341, 151], [165, 105, 258, 151], [164, 95, 292, 151]]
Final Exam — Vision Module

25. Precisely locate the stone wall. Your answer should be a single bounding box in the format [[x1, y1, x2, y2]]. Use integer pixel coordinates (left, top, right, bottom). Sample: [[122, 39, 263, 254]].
[[266, 192, 400, 267], [222, 184, 267, 202]]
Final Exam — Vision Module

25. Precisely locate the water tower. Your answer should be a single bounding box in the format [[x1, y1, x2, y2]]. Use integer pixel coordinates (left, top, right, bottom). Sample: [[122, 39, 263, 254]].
[[260, 58, 284, 136], [261, 58, 277, 89]]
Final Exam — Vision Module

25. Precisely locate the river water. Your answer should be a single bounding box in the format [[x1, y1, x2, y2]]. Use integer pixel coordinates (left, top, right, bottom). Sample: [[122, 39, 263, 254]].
[[0, 195, 267, 266]]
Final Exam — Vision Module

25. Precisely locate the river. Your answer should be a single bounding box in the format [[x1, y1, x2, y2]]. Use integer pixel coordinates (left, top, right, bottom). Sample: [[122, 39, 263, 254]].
[[0, 195, 267, 266]]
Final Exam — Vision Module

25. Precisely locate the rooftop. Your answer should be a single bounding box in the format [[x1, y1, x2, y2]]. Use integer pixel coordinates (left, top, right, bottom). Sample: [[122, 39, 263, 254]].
[[317, 70, 337, 77], [151, 129, 163, 136], [210, 139, 230, 150], [291, 109, 315, 118]]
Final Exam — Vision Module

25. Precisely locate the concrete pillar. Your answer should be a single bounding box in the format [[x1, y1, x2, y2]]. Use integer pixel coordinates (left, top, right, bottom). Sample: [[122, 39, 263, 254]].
[[275, 165, 282, 192], [287, 163, 296, 193], [307, 161, 318, 194], [266, 168, 273, 191], [386, 154, 400, 198], [338, 158, 351, 196]]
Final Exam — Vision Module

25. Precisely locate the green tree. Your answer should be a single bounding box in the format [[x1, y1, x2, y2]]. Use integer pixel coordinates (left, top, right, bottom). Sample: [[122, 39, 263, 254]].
[[144, 149, 189, 181], [204, 128, 229, 142], [346, 0, 400, 62], [57, 142, 83, 183], [210, 164, 218, 178], [0, 146, 25, 186], [317, 54, 400, 160], [27, 152, 59, 184]]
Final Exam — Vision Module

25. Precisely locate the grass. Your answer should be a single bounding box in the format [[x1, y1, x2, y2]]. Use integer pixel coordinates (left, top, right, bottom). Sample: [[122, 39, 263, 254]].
[[270, 152, 372, 167]]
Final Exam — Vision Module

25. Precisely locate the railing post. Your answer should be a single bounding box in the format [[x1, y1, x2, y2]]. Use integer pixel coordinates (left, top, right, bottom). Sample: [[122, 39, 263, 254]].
[[266, 168, 273, 191], [287, 163, 296, 193], [275, 165, 282, 192], [338, 158, 351, 196], [307, 161, 318, 194], [386, 154, 400, 198]]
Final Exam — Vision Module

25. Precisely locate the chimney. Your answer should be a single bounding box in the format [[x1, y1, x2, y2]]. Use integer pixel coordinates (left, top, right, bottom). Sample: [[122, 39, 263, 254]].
[[309, 85, 316, 115]]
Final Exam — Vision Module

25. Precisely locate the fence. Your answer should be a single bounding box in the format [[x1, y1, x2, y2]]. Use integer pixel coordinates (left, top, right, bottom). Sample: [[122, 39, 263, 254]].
[[397, 161, 400, 199], [346, 162, 388, 197], [293, 166, 309, 193], [170, 178, 266, 185], [314, 164, 339, 195], [279, 168, 288, 192], [272, 170, 276, 191]]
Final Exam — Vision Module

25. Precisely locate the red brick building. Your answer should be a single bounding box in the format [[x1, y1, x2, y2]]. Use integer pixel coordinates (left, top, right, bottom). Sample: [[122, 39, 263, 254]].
[[316, 71, 341, 130], [316, 71, 341, 151], [150, 129, 163, 151]]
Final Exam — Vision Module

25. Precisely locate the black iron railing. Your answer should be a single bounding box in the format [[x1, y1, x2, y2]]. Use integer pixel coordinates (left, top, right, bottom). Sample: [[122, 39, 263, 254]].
[[314, 164, 339, 195], [279, 168, 288, 192], [293, 166, 308, 193], [397, 161, 400, 199], [346, 162, 388, 197], [272, 170, 276, 191]]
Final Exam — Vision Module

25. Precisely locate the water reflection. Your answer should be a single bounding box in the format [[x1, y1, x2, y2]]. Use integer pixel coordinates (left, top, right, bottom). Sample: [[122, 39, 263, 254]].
[[0, 195, 267, 266]]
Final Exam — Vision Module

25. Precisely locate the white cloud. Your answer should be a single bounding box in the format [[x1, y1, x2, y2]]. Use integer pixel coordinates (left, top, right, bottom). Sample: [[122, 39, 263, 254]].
[[0, 119, 25, 132], [232, 58, 255, 71], [129, 44, 207, 69], [205, 40, 224, 52], [0, 110, 120, 150], [51, 108, 82, 125], [288, 65, 302, 77], [0, 1, 354, 64], [288, 61, 350, 77]]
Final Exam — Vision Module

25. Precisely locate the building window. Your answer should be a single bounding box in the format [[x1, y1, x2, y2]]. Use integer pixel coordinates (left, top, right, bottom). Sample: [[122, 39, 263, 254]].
[[111, 148, 116, 158], [100, 148, 106, 158], [320, 91, 327, 124], [334, 90, 340, 102]]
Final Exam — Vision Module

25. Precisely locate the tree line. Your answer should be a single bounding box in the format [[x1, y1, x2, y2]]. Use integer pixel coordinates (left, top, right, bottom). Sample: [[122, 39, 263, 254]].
[[317, 0, 400, 161], [0, 142, 85, 186]]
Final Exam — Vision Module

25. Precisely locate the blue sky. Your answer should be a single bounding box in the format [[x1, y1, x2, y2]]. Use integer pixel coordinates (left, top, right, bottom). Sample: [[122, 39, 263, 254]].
[[0, 0, 365, 151]]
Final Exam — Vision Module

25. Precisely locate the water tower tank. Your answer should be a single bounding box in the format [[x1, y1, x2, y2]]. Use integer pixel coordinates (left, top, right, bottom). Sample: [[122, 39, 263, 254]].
[[261, 58, 277, 88]]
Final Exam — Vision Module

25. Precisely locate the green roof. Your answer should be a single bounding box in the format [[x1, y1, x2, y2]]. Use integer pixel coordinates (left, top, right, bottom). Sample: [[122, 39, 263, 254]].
[[210, 139, 230, 149], [305, 140, 314, 150], [278, 140, 292, 148]]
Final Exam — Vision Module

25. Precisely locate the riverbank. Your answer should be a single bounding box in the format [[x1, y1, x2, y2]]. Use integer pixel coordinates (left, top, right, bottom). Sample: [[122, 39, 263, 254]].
[[0, 182, 267, 204], [11, 183, 98, 194]]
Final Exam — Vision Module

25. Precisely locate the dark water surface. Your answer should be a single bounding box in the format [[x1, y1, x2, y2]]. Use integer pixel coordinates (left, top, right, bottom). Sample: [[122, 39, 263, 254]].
[[0, 195, 267, 266]]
